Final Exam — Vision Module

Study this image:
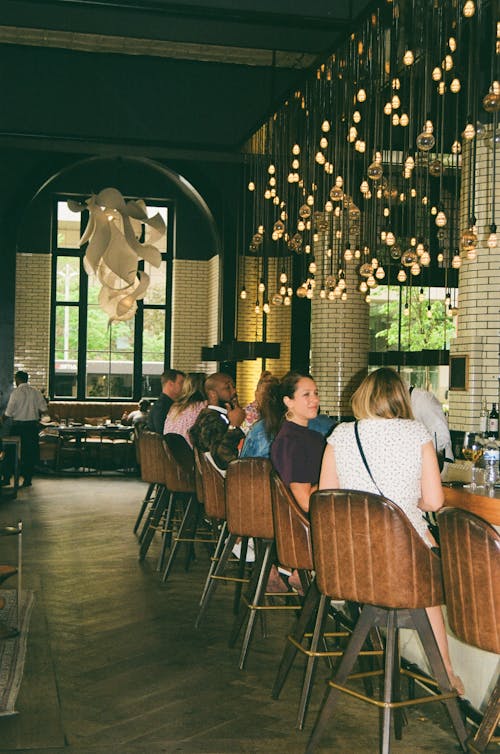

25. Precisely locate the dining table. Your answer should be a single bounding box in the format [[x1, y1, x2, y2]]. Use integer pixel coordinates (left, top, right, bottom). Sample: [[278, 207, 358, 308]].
[[54, 422, 135, 473]]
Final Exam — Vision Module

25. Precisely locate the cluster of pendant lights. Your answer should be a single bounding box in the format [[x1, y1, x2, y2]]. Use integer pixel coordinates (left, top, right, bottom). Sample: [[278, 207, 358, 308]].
[[239, 0, 499, 319]]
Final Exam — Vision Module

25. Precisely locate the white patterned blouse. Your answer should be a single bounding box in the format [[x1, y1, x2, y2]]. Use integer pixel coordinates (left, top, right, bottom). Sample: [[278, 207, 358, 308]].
[[327, 418, 432, 544]]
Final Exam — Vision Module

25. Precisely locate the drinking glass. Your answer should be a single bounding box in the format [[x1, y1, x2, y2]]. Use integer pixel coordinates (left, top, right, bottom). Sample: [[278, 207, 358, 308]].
[[462, 433, 484, 489]]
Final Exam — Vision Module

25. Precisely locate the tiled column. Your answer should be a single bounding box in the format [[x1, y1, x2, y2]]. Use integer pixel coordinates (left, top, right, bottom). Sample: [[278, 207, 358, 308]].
[[448, 134, 500, 432], [310, 255, 369, 420]]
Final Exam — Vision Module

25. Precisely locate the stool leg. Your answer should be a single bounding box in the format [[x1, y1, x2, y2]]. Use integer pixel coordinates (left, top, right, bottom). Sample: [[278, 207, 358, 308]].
[[134, 483, 156, 534], [233, 537, 249, 615], [237, 541, 274, 670], [195, 531, 236, 629], [17, 523, 22, 630], [272, 579, 320, 699], [198, 521, 227, 607], [297, 592, 330, 730], [410, 608, 468, 752], [138, 487, 168, 561], [380, 610, 397, 754], [470, 676, 500, 752], [305, 604, 377, 754], [161, 494, 195, 582]]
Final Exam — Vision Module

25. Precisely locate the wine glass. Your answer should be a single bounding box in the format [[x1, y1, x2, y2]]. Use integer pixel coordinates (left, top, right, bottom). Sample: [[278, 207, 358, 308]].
[[462, 433, 483, 489]]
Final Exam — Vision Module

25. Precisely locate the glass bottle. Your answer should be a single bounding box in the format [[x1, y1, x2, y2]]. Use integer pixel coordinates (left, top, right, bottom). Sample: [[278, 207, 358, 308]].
[[488, 402, 499, 439], [479, 399, 488, 436]]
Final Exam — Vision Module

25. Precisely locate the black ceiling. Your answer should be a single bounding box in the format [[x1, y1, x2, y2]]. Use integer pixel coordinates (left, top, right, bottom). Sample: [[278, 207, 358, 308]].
[[0, 0, 376, 159]]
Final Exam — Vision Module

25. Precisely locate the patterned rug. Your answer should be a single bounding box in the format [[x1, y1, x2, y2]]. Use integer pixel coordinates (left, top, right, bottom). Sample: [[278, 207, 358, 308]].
[[0, 589, 34, 716]]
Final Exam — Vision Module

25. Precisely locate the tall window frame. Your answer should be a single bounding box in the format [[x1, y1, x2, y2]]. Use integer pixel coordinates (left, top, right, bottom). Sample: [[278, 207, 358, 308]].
[[49, 194, 174, 401]]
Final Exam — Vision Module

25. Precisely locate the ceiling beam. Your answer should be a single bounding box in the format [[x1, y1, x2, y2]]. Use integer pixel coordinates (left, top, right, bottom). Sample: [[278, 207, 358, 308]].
[[0, 25, 317, 68]]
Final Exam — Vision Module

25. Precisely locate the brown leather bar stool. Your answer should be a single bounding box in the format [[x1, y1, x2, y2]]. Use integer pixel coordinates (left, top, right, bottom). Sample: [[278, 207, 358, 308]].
[[160, 434, 201, 582], [137, 431, 172, 562], [133, 429, 158, 535], [438, 507, 500, 753], [305, 489, 468, 754], [194, 449, 249, 628], [270, 471, 351, 729], [225, 458, 300, 670]]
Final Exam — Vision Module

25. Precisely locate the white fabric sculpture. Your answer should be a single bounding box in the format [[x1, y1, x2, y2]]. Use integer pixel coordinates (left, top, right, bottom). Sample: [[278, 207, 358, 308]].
[[68, 187, 165, 322]]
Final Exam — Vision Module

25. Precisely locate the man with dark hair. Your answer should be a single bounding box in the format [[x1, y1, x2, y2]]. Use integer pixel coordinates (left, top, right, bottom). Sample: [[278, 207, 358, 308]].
[[146, 369, 185, 434], [189, 372, 246, 471], [4, 370, 47, 487]]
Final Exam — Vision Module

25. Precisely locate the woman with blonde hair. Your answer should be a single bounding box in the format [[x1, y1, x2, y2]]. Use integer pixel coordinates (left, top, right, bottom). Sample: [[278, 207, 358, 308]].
[[319, 366, 463, 695], [163, 372, 207, 447]]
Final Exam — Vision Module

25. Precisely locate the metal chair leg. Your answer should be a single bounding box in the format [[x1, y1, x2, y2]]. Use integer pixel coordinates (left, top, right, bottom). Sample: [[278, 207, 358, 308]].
[[133, 482, 156, 534]]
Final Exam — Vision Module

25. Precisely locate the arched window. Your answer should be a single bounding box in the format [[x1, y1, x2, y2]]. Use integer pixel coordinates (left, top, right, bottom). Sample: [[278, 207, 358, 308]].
[[50, 196, 173, 400]]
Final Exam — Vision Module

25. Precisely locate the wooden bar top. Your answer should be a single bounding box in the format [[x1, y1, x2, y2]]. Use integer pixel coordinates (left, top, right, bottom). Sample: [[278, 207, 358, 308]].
[[442, 484, 500, 526]]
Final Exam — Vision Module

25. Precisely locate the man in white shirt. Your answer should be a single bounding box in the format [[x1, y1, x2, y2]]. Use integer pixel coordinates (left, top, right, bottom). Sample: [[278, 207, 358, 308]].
[[4, 370, 47, 487], [409, 385, 454, 464]]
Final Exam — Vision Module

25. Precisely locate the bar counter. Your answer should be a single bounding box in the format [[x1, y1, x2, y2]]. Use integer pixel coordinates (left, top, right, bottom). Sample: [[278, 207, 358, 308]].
[[400, 481, 500, 715], [443, 484, 500, 526]]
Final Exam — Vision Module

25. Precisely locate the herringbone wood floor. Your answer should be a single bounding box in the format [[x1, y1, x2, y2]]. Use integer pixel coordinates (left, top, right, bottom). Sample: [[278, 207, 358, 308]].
[[0, 476, 467, 753]]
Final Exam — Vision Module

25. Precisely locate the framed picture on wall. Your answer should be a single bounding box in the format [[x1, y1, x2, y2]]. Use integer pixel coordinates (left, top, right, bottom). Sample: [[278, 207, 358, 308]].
[[449, 355, 469, 391]]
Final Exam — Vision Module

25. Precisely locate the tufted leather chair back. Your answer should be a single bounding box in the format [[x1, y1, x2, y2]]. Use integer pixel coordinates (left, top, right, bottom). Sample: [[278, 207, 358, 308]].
[[139, 431, 168, 485], [225, 458, 274, 540], [162, 434, 196, 494], [309, 490, 444, 609], [196, 449, 226, 520], [270, 471, 313, 571], [438, 507, 500, 655]]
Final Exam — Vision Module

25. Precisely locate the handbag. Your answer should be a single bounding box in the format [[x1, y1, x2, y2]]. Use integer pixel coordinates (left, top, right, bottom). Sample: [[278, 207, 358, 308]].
[[354, 421, 440, 549]]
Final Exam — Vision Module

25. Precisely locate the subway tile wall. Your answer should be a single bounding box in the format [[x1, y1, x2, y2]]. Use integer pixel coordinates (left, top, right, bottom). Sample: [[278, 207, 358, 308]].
[[14, 253, 51, 391]]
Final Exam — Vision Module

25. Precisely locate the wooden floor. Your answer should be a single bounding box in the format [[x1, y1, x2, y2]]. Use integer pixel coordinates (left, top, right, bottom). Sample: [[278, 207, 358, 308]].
[[0, 476, 469, 753]]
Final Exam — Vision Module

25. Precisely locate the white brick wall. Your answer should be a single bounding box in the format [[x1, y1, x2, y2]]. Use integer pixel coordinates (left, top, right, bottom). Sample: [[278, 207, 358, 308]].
[[171, 256, 219, 374], [14, 253, 51, 391], [449, 136, 500, 431]]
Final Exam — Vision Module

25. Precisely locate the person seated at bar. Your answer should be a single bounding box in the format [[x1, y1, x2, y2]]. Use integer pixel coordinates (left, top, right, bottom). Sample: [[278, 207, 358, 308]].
[[242, 370, 275, 430], [241, 372, 333, 460], [319, 366, 464, 696], [146, 369, 185, 434], [122, 399, 151, 427], [189, 372, 245, 472], [269, 371, 326, 514], [163, 372, 207, 447]]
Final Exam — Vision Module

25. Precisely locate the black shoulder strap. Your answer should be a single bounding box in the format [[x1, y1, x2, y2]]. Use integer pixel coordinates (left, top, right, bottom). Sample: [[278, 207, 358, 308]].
[[354, 421, 384, 497]]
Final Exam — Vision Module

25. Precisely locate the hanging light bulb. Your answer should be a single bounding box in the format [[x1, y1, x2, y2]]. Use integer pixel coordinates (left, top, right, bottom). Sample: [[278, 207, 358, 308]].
[[321, 120, 331, 132], [420, 251, 431, 266], [443, 55, 453, 71], [410, 262, 421, 276], [437, 252, 444, 263], [247, 181, 255, 191], [365, 294, 371, 303], [403, 49, 414, 66], [436, 210, 447, 227], [375, 266, 385, 280], [438, 82, 446, 95], [344, 248, 353, 261], [416, 127, 435, 151], [367, 160, 383, 180], [488, 224, 498, 247], [449, 37, 457, 52], [426, 305, 433, 319], [240, 287, 247, 300], [418, 288, 425, 302], [357, 88, 366, 102], [292, 143, 300, 155], [397, 269, 407, 283], [432, 66, 442, 81], [258, 279, 265, 293], [392, 113, 400, 126], [483, 83, 500, 112], [320, 136, 328, 149], [386, 231, 396, 246], [463, 122, 476, 140], [461, 228, 478, 251], [451, 140, 462, 154], [466, 248, 478, 261], [263, 301, 271, 314], [272, 293, 283, 306], [463, 0, 475, 17], [403, 302, 410, 316], [452, 254, 462, 268], [391, 94, 401, 109], [284, 296, 291, 306], [450, 78, 461, 93], [255, 302, 261, 314], [315, 151, 326, 164], [341, 292, 347, 301], [353, 110, 361, 123]]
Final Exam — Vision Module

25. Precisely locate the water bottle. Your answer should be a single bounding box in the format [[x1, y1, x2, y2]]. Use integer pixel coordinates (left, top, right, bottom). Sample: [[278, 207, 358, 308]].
[[483, 439, 499, 495]]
